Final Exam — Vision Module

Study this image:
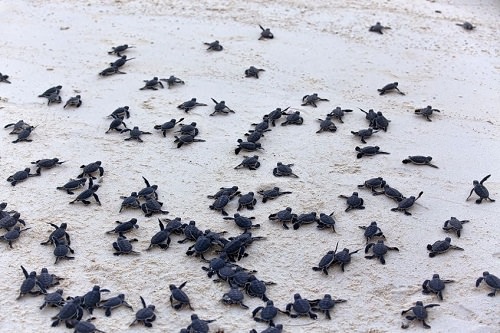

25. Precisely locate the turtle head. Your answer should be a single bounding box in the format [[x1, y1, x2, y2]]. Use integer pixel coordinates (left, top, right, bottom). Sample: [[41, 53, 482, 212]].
[[293, 293, 301, 300], [444, 237, 451, 242], [191, 314, 199, 320], [415, 301, 423, 306], [432, 273, 440, 279], [483, 271, 490, 277], [473, 180, 479, 185], [41, 268, 48, 273], [168, 284, 176, 291], [370, 221, 377, 226]]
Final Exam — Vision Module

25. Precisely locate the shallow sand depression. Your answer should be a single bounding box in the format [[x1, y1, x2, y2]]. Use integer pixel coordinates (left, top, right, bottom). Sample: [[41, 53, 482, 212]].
[[0, 0, 499, 332]]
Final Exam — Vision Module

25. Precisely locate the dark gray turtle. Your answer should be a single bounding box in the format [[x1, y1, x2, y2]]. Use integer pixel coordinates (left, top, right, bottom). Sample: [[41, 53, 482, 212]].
[[154, 118, 184, 137], [285, 293, 317, 319], [177, 98, 208, 112], [456, 21, 475, 30], [69, 178, 101, 205], [358, 177, 386, 192], [174, 134, 206, 148], [57, 178, 87, 194], [147, 219, 171, 250], [18, 266, 45, 299], [12, 125, 36, 143], [264, 106, 284, 127], [47, 92, 62, 106], [185, 314, 216, 333], [78, 161, 104, 179], [209, 194, 230, 216], [40, 222, 70, 245], [312, 249, 336, 275], [238, 192, 257, 211], [186, 233, 217, 261], [121, 126, 152, 142], [372, 111, 391, 131], [273, 162, 298, 178], [378, 82, 405, 95], [252, 116, 271, 132], [292, 212, 319, 230], [402, 156, 438, 168], [301, 93, 329, 107], [328, 107, 353, 123], [170, 281, 193, 310], [37, 267, 64, 290], [176, 122, 199, 136], [178, 220, 203, 244], [442, 217, 469, 238], [339, 192, 365, 212], [31, 158, 65, 174], [252, 300, 282, 326], [139, 76, 164, 90], [138, 176, 159, 200], [245, 66, 265, 78], [7, 167, 39, 185], [259, 25, 274, 40], [141, 198, 169, 217], [130, 296, 156, 328], [99, 66, 126, 76], [250, 324, 284, 333], [53, 238, 75, 264], [373, 184, 405, 202], [351, 128, 378, 143], [369, 22, 391, 34], [466, 174, 495, 204], [40, 289, 65, 310], [222, 286, 249, 309], [113, 234, 139, 255], [211, 98, 235, 116], [204, 40, 223, 51], [110, 55, 135, 68], [0, 212, 25, 230], [98, 293, 133, 316], [245, 275, 272, 302], [316, 116, 337, 133], [51, 296, 84, 328], [82, 285, 110, 314], [235, 139, 263, 155], [311, 294, 347, 320], [268, 207, 297, 230], [207, 186, 240, 199], [355, 146, 390, 158], [422, 274, 454, 300], [391, 191, 423, 216], [235, 155, 260, 170], [221, 231, 265, 262], [401, 301, 439, 329], [69, 318, 105, 333], [119, 192, 140, 212], [333, 246, 360, 272], [159, 75, 185, 88], [108, 44, 135, 56], [108, 106, 130, 119], [427, 237, 464, 257], [415, 105, 441, 121], [64, 95, 82, 108], [224, 213, 260, 231], [258, 187, 292, 203], [476, 271, 500, 297], [281, 111, 304, 126], [316, 212, 337, 232], [245, 129, 265, 143], [38, 85, 62, 98], [1, 226, 30, 248], [106, 115, 127, 133], [201, 253, 230, 278], [0, 72, 11, 84], [4, 119, 30, 134], [359, 221, 385, 243], [365, 239, 399, 264], [358, 108, 378, 126]]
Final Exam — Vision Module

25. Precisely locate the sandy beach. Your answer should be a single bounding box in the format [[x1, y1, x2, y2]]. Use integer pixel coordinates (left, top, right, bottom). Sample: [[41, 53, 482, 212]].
[[0, 0, 499, 332]]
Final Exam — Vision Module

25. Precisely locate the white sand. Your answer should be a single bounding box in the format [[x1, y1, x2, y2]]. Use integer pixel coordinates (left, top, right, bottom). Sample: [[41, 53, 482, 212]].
[[0, 0, 499, 332]]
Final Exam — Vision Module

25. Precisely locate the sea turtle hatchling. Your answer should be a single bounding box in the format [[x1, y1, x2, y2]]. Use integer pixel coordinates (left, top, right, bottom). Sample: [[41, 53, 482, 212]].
[[224, 213, 260, 231], [373, 184, 405, 202], [139, 77, 164, 90], [302, 93, 329, 107], [328, 107, 353, 123], [355, 146, 390, 158], [311, 294, 347, 320], [207, 186, 240, 200], [51, 296, 83, 328], [130, 296, 156, 328], [285, 293, 317, 319], [316, 212, 337, 232], [159, 75, 185, 88], [121, 126, 152, 142], [245, 66, 265, 78], [209, 194, 230, 216], [466, 174, 495, 204], [210, 98, 235, 116], [273, 162, 299, 178], [422, 274, 454, 300], [170, 281, 194, 310], [369, 22, 391, 34], [82, 285, 111, 315], [47, 92, 62, 106], [12, 125, 36, 143], [40, 222, 70, 246], [338, 192, 365, 212], [358, 177, 386, 192], [235, 139, 263, 155], [358, 108, 378, 126], [177, 98, 208, 113], [222, 286, 249, 309], [402, 156, 438, 168], [78, 161, 104, 179], [415, 106, 441, 121], [365, 239, 399, 264], [258, 187, 292, 203], [113, 234, 139, 255], [18, 266, 46, 298], [234, 155, 260, 170], [427, 237, 464, 257], [316, 116, 337, 133], [178, 220, 203, 244], [0, 72, 11, 83], [106, 115, 127, 133], [68, 318, 105, 333], [153, 118, 184, 137], [476, 272, 500, 297], [40, 289, 65, 310], [312, 249, 336, 275], [359, 221, 385, 243], [109, 55, 135, 68], [99, 66, 126, 76], [108, 44, 135, 56], [38, 85, 62, 98], [176, 122, 199, 137], [268, 207, 297, 230], [37, 267, 63, 291], [378, 82, 405, 95], [4, 119, 31, 134], [456, 21, 475, 30], [57, 178, 87, 195], [146, 219, 171, 250], [372, 111, 391, 131], [250, 324, 284, 333], [63, 95, 82, 108], [442, 217, 470, 238], [292, 212, 319, 230], [53, 238, 75, 264], [184, 314, 216, 333], [98, 293, 133, 316], [138, 176, 159, 200], [108, 106, 130, 119], [391, 191, 423, 216], [351, 128, 378, 143], [174, 134, 206, 148], [7, 167, 40, 186], [259, 25, 274, 40], [31, 158, 65, 174], [204, 40, 223, 51], [252, 300, 283, 326], [281, 111, 304, 126], [69, 178, 100, 205], [119, 192, 140, 212], [401, 301, 440, 329], [238, 192, 257, 211], [0, 212, 26, 230]]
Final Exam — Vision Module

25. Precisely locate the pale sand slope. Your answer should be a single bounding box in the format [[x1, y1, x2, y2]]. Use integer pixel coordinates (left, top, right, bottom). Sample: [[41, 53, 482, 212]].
[[0, 0, 499, 332]]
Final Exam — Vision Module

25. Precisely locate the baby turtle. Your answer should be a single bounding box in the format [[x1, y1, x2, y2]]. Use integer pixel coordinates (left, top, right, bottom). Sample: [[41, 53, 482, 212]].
[[183, 314, 216, 333], [177, 98, 208, 112], [351, 128, 378, 143], [427, 237, 464, 257], [476, 271, 500, 297], [108, 106, 130, 119], [358, 177, 386, 192], [224, 213, 260, 231], [159, 75, 185, 88], [63, 95, 82, 108], [18, 266, 45, 298], [328, 107, 353, 123], [210, 98, 235, 116], [176, 122, 199, 136], [311, 294, 347, 320], [250, 324, 284, 333], [4, 119, 30, 134], [316, 212, 337, 232], [292, 212, 319, 230], [69, 178, 101, 205], [98, 293, 133, 316], [285, 293, 317, 319], [369, 22, 391, 34], [0, 212, 26, 230], [170, 281, 194, 310], [235, 139, 263, 155], [359, 221, 385, 243], [281, 111, 304, 126], [316, 116, 337, 133], [373, 184, 405, 202], [82, 285, 110, 314], [258, 187, 292, 203], [359, 107, 378, 126], [273, 162, 299, 178], [7, 167, 39, 186], [57, 178, 87, 195], [78, 161, 104, 179], [99, 66, 126, 76], [53, 238, 75, 264], [0, 72, 11, 84], [208, 186, 240, 199], [40, 289, 65, 309], [333, 246, 360, 272], [119, 192, 141, 212], [245, 66, 265, 78], [40, 222, 70, 246], [222, 286, 249, 309], [139, 77, 164, 90], [147, 219, 171, 250], [113, 234, 139, 255], [31, 158, 65, 174], [442, 217, 470, 238], [401, 301, 440, 329], [174, 134, 206, 148], [415, 106, 441, 121], [38, 267, 64, 290], [378, 82, 405, 95], [355, 146, 390, 158], [391, 191, 423, 216], [12, 125, 36, 143], [106, 115, 127, 133], [268, 207, 297, 230], [238, 192, 257, 211], [47, 92, 62, 106], [456, 21, 475, 30], [121, 126, 152, 142], [51, 296, 83, 327], [466, 174, 495, 204], [244, 128, 264, 143], [138, 176, 159, 200], [110, 55, 135, 68], [108, 44, 135, 56], [338, 192, 365, 212], [302, 93, 329, 107], [130, 296, 156, 328], [154, 118, 183, 137], [68, 318, 105, 333], [372, 111, 391, 131], [365, 239, 399, 264], [312, 249, 336, 275], [178, 220, 203, 243], [235, 155, 260, 170], [422, 274, 454, 300], [204, 40, 223, 51], [38, 85, 62, 98], [252, 300, 282, 326], [259, 25, 274, 40], [209, 194, 230, 216], [245, 275, 272, 302], [402, 156, 438, 168]]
